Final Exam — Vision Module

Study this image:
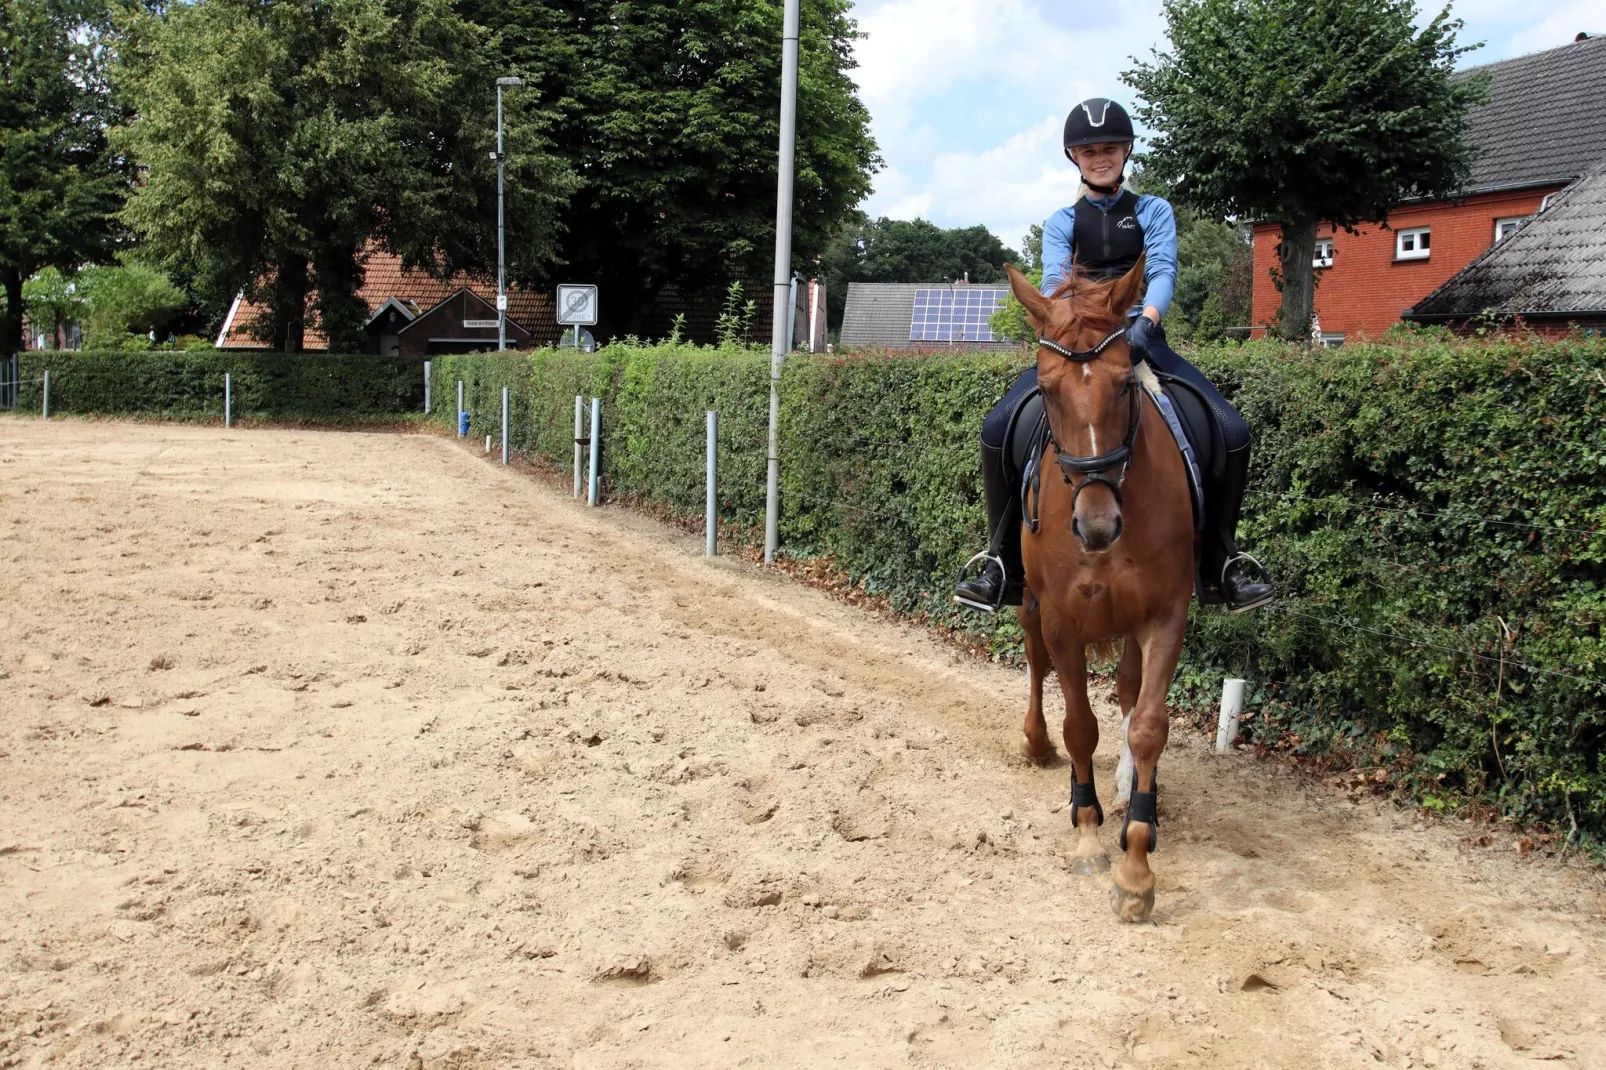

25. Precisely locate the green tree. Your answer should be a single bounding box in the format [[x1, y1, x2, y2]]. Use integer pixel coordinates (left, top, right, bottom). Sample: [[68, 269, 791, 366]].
[[78, 260, 187, 346], [1125, 0, 1484, 339], [819, 214, 1019, 331], [118, 0, 575, 352], [460, 0, 879, 341], [0, 0, 126, 355], [21, 267, 84, 349]]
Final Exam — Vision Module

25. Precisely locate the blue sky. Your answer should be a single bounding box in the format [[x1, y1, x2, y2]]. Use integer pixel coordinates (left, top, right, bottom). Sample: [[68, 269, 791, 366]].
[[847, 0, 1602, 251]]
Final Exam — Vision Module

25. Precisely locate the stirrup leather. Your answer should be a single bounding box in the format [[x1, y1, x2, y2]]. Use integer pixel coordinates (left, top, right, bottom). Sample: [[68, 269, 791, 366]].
[[952, 550, 1006, 614]]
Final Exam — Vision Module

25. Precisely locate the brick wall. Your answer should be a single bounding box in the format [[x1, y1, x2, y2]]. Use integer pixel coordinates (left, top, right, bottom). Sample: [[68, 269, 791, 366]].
[[1249, 186, 1564, 338]]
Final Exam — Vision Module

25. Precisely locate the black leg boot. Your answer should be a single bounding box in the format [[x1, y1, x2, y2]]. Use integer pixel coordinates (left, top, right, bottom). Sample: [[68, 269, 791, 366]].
[[953, 442, 1025, 612], [1207, 445, 1275, 613]]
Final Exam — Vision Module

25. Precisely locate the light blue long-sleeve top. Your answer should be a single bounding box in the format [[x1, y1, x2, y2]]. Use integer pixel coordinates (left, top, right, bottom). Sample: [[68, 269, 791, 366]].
[[1039, 192, 1177, 318]]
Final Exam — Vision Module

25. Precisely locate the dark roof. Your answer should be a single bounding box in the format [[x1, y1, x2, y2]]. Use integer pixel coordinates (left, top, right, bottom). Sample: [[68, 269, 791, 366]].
[[839, 281, 1017, 350], [1407, 164, 1606, 319], [1459, 34, 1606, 194]]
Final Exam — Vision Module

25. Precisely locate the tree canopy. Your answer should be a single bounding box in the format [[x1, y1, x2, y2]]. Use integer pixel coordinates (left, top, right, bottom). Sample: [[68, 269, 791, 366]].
[[459, 0, 879, 340], [1125, 0, 1485, 338], [117, 0, 576, 352], [818, 214, 1019, 331], [0, 0, 127, 355]]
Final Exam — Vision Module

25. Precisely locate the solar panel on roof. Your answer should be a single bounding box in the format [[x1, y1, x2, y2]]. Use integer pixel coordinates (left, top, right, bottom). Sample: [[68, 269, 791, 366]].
[[910, 287, 1009, 342]]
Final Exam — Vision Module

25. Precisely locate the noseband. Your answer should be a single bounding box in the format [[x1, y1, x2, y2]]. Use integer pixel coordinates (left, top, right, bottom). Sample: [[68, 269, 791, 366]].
[[1037, 326, 1144, 509]]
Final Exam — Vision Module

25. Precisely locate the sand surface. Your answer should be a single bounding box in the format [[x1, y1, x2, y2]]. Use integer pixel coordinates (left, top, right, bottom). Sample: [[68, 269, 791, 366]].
[[1, 419, 1603, 1069]]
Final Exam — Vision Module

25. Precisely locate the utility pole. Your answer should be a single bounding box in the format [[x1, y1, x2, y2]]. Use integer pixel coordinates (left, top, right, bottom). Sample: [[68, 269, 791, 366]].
[[495, 76, 523, 351], [763, 0, 800, 565]]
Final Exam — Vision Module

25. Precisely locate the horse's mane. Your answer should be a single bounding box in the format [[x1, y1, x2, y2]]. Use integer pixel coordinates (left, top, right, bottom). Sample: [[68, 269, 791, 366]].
[[1045, 265, 1129, 331]]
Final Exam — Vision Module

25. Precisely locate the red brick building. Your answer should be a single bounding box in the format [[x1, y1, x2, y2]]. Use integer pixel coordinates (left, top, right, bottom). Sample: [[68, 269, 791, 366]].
[[1250, 34, 1606, 345]]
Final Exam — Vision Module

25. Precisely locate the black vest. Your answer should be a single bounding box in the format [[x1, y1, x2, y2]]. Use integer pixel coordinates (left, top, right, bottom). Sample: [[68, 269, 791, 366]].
[[1072, 190, 1144, 281]]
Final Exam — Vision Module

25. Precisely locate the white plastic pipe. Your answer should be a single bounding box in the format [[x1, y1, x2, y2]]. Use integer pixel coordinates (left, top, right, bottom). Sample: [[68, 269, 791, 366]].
[[587, 397, 601, 506], [1216, 678, 1247, 754], [424, 361, 431, 414], [225, 373, 232, 428], [572, 394, 583, 497], [457, 380, 464, 436], [501, 385, 509, 465], [705, 410, 718, 557], [41, 369, 49, 420]]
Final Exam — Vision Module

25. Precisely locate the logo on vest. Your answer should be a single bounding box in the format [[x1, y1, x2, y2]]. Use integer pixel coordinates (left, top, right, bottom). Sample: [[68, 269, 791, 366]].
[[1116, 217, 1138, 229]]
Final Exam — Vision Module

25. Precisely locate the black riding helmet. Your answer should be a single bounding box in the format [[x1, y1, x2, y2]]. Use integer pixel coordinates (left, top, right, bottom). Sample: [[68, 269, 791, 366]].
[[1063, 98, 1135, 194], [1062, 98, 1135, 153]]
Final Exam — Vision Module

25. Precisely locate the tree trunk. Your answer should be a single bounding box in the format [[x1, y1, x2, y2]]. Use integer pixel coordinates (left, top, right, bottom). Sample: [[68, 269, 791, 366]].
[[1274, 218, 1318, 342], [270, 256, 309, 353], [1, 267, 24, 357]]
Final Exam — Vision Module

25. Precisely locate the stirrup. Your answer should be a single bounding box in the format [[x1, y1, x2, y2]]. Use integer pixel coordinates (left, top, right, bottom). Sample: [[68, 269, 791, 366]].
[[952, 550, 1005, 614], [1222, 552, 1275, 615]]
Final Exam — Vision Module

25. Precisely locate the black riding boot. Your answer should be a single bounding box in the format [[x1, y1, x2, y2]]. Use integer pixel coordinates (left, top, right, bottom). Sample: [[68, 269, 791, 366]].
[[1206, 445, 1275, 613], [953, 442, 1025, 612]]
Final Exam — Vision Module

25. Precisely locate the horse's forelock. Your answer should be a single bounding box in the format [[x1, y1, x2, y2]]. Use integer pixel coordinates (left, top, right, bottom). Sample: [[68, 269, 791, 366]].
[[1045, 271, 1128, 332]]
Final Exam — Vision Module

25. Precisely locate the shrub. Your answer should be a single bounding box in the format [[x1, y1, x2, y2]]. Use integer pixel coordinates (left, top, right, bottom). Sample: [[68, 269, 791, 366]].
[[432, 334, 1606, 842], [17, 349, 425, 421]]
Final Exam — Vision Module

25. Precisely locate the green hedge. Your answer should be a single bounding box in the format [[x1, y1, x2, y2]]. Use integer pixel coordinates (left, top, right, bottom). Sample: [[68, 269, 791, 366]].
[[16, 349, 426, 421], [431, 335, 1606, 842]]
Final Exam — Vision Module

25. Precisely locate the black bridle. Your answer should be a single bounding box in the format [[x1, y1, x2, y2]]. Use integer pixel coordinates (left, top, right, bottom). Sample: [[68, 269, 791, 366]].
[[1036, 325, 1143, 509]]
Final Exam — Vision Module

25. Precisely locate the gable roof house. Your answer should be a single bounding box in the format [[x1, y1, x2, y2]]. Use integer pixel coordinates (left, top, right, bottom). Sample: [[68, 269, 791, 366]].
[[215, 251, 560, 355], [1248, 32, 1606, 345], [215, 250, 816, 354], [840, 280, 1018, 351], [1404, 161, 1606, 330]]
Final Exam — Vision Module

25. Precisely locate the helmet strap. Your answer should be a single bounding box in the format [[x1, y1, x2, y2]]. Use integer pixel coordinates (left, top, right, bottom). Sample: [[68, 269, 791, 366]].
[[1083, 173, 1124, 196], [1069, 144, 1131, 197]]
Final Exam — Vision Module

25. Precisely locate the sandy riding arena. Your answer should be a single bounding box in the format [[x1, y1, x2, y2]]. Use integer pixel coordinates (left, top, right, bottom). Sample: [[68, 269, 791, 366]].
[[2, 420, 1605, 1069]]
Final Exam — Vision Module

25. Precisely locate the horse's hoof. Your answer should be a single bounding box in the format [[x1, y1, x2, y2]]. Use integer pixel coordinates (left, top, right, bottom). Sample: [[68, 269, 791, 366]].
[[1021, 743, 1057, 766], [1070, 854, 1110, 875], [1110, 880, 1156, 923]]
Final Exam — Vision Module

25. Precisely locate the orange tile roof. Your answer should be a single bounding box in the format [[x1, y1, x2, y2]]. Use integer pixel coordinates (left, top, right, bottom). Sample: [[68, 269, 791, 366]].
[[217, 250, 560, 350]]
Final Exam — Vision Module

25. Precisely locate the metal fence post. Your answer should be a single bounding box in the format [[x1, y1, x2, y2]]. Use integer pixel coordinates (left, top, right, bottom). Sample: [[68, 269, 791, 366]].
[[706, 410, 718, 556], [424, 361, 431, 414], [572, 394, 583, 498], [501, 386, 509, 465], [42, 369, 49, 420], [456, 380, 464, 436], [587, 397, 601, 506], [225, 373, 232, 428]]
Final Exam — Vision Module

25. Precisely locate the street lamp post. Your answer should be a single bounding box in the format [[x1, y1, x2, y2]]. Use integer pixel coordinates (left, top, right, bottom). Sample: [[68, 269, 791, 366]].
[[494, 76, 523, 352]]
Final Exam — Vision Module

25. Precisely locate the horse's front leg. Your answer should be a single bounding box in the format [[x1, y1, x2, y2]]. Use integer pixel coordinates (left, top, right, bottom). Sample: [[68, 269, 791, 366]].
[[1049, 633, 1107, 874], [1111, 615, 1185, 923], [1018, 596, 1056, 763], [1114, 637, 1142, 807]]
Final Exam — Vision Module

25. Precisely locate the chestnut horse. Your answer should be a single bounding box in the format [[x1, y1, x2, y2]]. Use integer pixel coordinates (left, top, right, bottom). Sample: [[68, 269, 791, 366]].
[[1004, 257, 1194, 923]]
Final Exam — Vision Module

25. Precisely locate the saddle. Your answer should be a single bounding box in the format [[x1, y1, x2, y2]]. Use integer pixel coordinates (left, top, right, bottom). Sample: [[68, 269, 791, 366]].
[[1003, 366, 1219, 591]]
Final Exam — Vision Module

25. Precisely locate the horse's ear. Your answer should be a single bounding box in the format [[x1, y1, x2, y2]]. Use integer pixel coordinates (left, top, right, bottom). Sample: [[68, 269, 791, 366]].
[[1005, 264, 1050, 327], [1110, 253, 1147, 319]]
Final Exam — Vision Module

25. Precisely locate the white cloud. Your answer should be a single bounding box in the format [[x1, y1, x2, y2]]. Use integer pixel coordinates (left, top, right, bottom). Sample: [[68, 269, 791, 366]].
[[845, 0, 1588, 242], [850, 0, 1162, 238]]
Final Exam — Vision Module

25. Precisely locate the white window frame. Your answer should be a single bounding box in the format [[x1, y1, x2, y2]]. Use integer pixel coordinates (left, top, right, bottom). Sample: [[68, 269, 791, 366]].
[[1313, 238, 1334, 269], [1493, 216, 1527, 243], [1539, 192, 1559, 213], [1396, 227, 1431, 260], [1320, 333, 1345, 349]]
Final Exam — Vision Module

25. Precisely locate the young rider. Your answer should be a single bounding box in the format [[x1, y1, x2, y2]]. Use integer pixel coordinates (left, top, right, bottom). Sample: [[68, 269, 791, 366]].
[[952, 97, 1275, 615]]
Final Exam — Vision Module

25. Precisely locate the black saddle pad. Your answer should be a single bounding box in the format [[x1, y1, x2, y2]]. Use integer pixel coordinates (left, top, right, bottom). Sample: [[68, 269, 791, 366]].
[[1001, 375, 1218, 489]]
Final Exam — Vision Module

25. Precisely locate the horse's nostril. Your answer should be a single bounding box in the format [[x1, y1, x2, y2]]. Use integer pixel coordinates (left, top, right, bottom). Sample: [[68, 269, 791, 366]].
[[1111, 516, 1124, 542]]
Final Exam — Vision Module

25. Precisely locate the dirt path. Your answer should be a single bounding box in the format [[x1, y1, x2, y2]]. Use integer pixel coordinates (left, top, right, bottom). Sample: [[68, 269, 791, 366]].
[[1, 420, 1603, 1070]]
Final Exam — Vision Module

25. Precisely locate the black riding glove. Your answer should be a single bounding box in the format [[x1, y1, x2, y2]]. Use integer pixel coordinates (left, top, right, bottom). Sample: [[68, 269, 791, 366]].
[[1125, 315, 1153, 357]]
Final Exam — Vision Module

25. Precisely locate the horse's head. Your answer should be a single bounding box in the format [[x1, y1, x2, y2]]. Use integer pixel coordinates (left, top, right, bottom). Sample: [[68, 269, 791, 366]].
[[1005, 256, 1147, 552]]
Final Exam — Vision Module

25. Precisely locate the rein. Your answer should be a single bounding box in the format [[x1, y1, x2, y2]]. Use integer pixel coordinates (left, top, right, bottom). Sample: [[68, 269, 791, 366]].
[[1036, 325, 1143, 508]]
